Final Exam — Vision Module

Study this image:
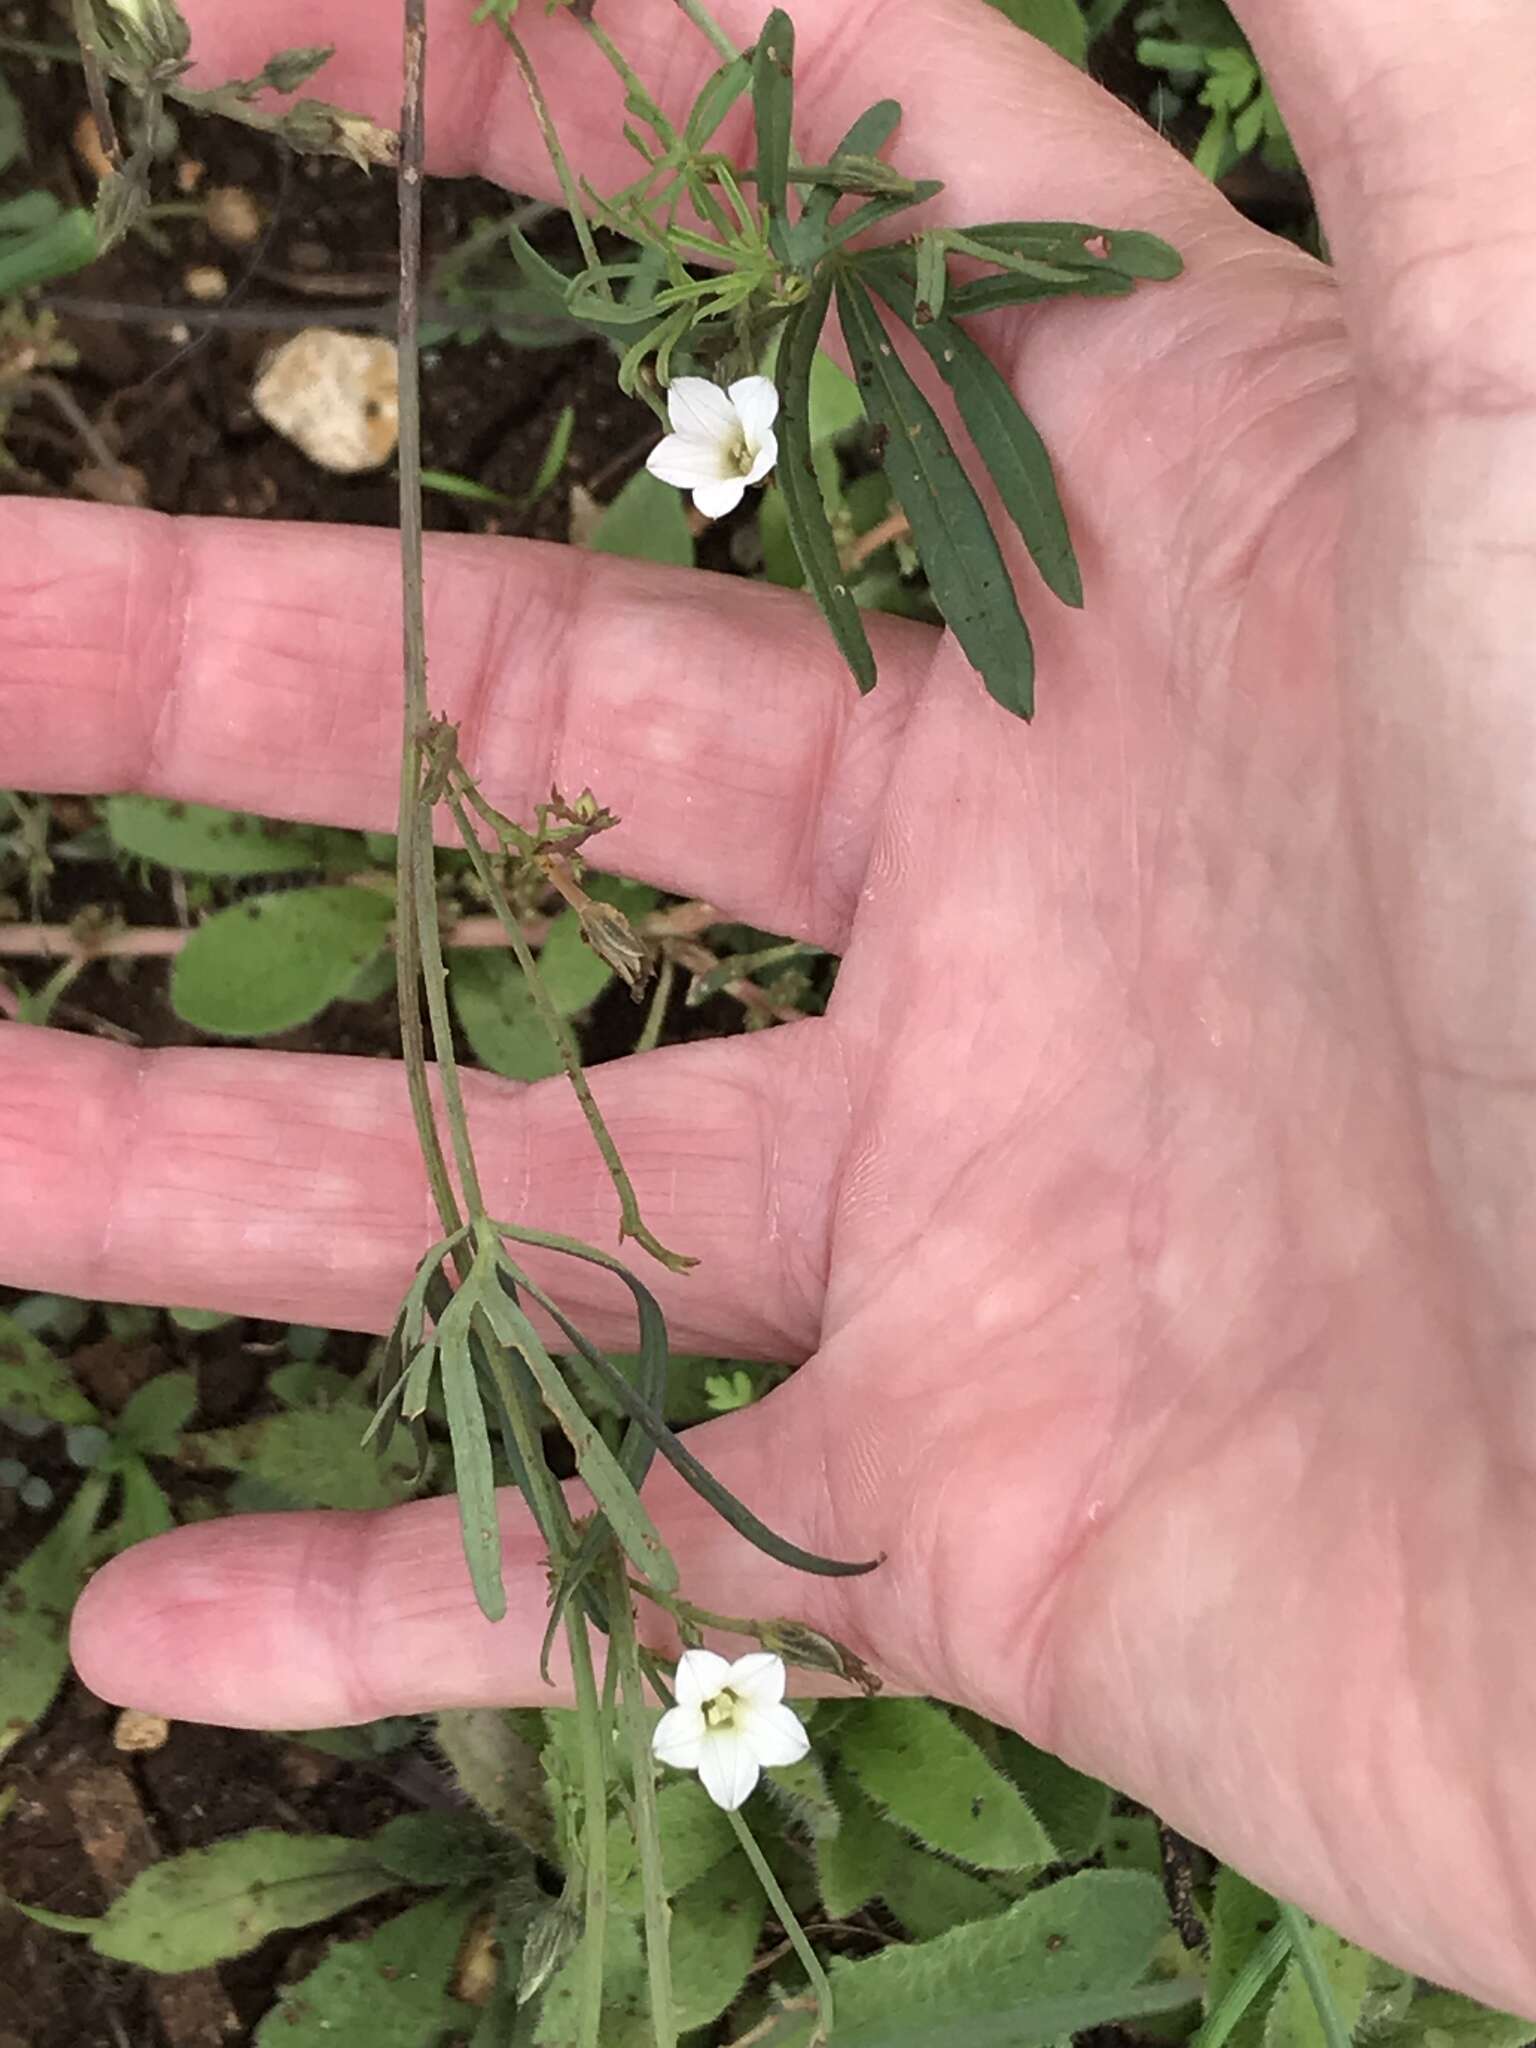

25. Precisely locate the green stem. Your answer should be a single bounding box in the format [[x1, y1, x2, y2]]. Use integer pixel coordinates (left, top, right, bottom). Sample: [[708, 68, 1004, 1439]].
[[1278, 1905, 1352, 2048], [1189, 1924, 1288, 2048], [445, 783, 694, 1272], [581, 18, 678, 148], [636, 954, 674, 1056], [68, 0, 121, 166], [565, 1611, 612, 2048], [396, 0, 468, 1250], [607, 1556, 676, 2048], [671, 0, 741, 61], [494, 21, 610, 297], [729, 1807, 835, 2041]]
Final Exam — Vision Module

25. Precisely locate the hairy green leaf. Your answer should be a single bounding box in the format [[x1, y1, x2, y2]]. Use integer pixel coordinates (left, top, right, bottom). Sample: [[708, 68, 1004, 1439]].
[[434, 1708, 553, 1852], [817, 1772, 897, 1917], [105, 796, 347, 876], [76, 1832, 396, 1970], [1264, 1927, 1372, 2048], [181, 1402, 420, 1511], [172, 885, 395, 1037], [774, 271, 876, 692], [371, 1811, 508, 1887], [0, 1312, 98, 1427], [1373, 1992, 1536, 2048], [995, 1734, 1112, 1860], [838, 1699, 1054, 1870], [837, 272, 1035, 717], [671, 1853, 765, 2032], [0, 1474, 110, 1758], [254, 1893, 478, 2046]]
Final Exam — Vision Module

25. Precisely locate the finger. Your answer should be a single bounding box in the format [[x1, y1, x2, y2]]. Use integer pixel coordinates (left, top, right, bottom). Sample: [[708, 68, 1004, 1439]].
[[0, 503, 924, 947], [70, 1384, 861, 1725], [0, 1020, 845, 1359], [187, 0, 1244, 270], [1232, 0, 1536, 405]]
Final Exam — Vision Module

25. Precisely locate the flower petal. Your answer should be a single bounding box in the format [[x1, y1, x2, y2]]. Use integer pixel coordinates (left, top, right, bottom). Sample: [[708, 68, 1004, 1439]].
[[692, 476, 747, 520], [743, 1700, 811, 1770], [729, 375, 780, 451], [726, 1652, 787, 1708], [667, 376, 740, 444], [741, 432, 779, 487], [646, 434, 734, 490], [673, 1648, 732, 1710], [697, 1728, 762, 1811], [651, 1703, 707, 1770]]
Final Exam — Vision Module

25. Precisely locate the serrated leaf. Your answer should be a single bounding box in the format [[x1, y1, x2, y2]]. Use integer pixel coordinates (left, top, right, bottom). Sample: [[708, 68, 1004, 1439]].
[[0, 1473, 110, 1758], [1265, 1926, 1372, 2048], [81, 1832, 397, 1971], [752, 8, 795, 265], [838, 1699, 1054, 1871], [589, 467, 696, 566], [670, 1852, 765, 2031], [115, 1371, 197, 1456], [171, 886, 395, 1037], [864, 267, 1081, 606], [180, 1403, 420, 1510], [105, 796, 346, 876], [986, 0, 1088, 64], [828, 1868, 1178, 2041], [774, 271, 876, 693], [254, 1893, 478, 2047], [0, 1312, 98, 1427], [836, 273, 1035, 717]]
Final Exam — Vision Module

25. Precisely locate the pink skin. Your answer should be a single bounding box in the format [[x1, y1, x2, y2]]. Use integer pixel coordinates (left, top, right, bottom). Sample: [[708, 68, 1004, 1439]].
[[2, 0, 1534, 2010]]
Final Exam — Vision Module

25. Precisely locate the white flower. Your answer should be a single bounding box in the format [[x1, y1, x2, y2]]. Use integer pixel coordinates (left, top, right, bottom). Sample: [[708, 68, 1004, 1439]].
[[645, 376, 779, 521], [651, 1649, 808, 1811]]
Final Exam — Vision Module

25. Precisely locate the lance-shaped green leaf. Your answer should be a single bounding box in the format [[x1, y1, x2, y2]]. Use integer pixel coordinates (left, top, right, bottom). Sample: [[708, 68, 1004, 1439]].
[[552, 1321, 879, 1577], [785, 97, 901, 268], [821, 182, 943, 258], [963, 217, 1184, 279], [752, 8, 796, 264], [0, 1473, 110, 1758], [685, 50, 752, 147], [837, 1699, 1054, 1871], [863, 261, 1082, 606], [436, 1286, 507, 1622], [774, 272, 876, 693], [475, 1280, 679, 1594], [837, 270, 1036, 718], [945, 266, 1132, 317]]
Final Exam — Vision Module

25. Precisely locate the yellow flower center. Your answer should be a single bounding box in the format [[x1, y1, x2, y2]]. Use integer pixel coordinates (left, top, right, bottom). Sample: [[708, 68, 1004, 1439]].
[[703, 1687, 744, 1732]]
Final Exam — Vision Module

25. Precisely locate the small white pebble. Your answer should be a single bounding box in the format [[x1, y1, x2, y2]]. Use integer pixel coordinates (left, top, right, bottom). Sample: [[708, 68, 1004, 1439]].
[[252, 328, 400, 474], [113, 1709, 171, 1753]]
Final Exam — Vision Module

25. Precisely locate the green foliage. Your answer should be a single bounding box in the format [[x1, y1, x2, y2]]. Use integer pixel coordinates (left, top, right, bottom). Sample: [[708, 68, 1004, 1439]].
[[436, 1707, 555, 1851], [670, 1853, 766, 2031], [590, 467, 697, 566], [0, 191, 96, 294], [0, 74, 23, 172], [253, 1893, 480, 2046], [1373, 1992, 1536, 2048], [1135, 3, 1295, 182], [837, 1698, 1055, 1871], [0, 1472, 110, 1759], [171, 884, 395, 1036], [11, 1831, 398, 1970], [450, 907, 615, 1081], [995, 1733, 1112, 1859], [986, 0, 1089, 67], [0, 1310, 99, 1426], [1264, 1925, 1372, 2048], [105, 796, 352, 876], [181, 1388, 422, 1510]]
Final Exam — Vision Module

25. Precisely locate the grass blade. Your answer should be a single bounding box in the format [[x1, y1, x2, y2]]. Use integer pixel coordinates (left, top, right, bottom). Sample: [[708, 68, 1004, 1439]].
[[774, 270, 877, 693], [836, 270, 1036, 718]]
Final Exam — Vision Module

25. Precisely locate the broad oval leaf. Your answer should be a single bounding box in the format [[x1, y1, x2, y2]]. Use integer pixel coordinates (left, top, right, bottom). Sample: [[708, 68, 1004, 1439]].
[[254, 1893, 478, 2047], [106, 796, 347, 876], [590, 467, 696, 566], [837, 1699, 1054, 1870], [836, 272, 1035, 715], [671, 1853, 765, 2032], [171, 885, 395, 1037]]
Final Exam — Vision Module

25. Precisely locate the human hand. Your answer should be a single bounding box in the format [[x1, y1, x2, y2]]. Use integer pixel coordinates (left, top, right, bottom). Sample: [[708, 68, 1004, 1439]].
[[4, 0, 1534, 2012]]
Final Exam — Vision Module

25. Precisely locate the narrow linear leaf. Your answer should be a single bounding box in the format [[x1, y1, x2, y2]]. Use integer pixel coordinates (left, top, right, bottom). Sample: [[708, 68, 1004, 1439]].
[[864, 267, 1081, 605], [963, 218, 1184, 280], [914, 230, 948, 323], [786, 97, 902, 268], [752, 8, 796, 266], [686, 51, 752, 148], [837, 272, 1035, 717], [821, 181, 944, 257], [774, 271, 876, 692], [437, 1292, 507, 1622], [945, 267, 1132, 316]]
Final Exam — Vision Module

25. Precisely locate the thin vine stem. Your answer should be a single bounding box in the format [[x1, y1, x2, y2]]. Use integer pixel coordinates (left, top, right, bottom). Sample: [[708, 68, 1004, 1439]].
[[728, 1808, 835, 2042], [1278, 1905, 1352, 2048], [606, 1556, 677, 2048], [670, 0, 741, 61], [565, 1611, 612, 2048], [67, 0, 121, 167], [493, 19, 611, 298], [444, 781, 695, 1272]]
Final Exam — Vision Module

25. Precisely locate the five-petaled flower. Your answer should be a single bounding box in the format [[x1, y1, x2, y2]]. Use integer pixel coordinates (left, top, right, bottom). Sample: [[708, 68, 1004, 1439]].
[[651, 1649, 808, 1810], [645, 376, 780, 521]]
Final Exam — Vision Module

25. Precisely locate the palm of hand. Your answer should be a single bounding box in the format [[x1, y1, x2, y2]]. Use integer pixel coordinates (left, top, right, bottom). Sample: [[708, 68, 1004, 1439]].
[[4, 0, 1534, 2016]]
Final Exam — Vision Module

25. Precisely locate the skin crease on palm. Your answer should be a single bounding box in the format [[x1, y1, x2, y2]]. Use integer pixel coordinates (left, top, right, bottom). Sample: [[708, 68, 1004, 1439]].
[[1, 0, 1534, 2010]]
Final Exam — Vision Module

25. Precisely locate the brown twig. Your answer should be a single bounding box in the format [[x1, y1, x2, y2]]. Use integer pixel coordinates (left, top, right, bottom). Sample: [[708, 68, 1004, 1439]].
[[840, 507, 911, 574]]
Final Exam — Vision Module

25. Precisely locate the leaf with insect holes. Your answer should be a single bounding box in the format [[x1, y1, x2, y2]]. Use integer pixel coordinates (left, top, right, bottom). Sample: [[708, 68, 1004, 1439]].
[[253, 1893, 480, 2048], [836, 272, 1036, 717], [172, 885, 395, 1037], [0, 1312, 99, 1427], [863, 261, 1082, 607], [837, 1699, 1054, 1870], [752, 8, 795, 265], [105, 795, 354, 875], [774, 271, 876, 692]]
